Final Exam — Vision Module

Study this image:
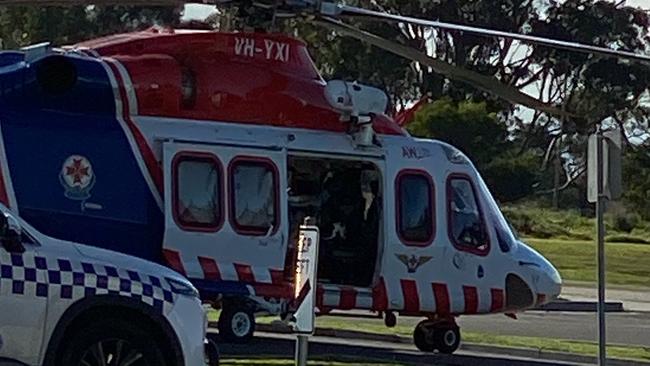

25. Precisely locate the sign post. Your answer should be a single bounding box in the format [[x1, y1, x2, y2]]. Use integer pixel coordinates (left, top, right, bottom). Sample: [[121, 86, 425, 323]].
[[291, 218, 320, 366], [587, 127, 622, 366]]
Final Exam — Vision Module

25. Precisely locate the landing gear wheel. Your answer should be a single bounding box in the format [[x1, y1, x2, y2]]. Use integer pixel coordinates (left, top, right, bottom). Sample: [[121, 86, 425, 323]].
[[413, 320, 435, 352], [218, 305, 255, 343], [433, 326, 461, 354], [58, 318, 168, 366]]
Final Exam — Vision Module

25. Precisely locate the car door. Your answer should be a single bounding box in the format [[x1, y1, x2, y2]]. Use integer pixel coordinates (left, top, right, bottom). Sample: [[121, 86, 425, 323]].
[[0, 219, 47, 366]]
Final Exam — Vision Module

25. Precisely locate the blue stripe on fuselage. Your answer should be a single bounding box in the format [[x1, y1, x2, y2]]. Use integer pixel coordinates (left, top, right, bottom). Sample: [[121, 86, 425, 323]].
[[0, 54, 163, 262]]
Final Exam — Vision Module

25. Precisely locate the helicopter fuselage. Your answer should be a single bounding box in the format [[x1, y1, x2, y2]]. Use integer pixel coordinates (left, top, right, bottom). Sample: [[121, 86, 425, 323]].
[[0, 28, 561, 326]]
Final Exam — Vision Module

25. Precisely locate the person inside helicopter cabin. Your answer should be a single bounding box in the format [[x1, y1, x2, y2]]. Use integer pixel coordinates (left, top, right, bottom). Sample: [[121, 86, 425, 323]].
[[449, 179, 487, 251], [318, 164, 380, 286]]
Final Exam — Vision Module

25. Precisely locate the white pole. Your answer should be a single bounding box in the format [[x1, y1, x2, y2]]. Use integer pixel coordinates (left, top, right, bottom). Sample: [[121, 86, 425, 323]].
[[596, 127, 607, 366]]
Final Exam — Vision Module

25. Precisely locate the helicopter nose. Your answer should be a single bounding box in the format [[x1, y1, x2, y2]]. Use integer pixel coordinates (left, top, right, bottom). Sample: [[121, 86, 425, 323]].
[[539, 260, 562, 304], [516, 242, 562, 305]]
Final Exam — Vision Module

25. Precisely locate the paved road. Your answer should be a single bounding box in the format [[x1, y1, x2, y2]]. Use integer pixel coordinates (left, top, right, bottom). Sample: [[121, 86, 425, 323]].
[[319, 284, 650, 348], [213, 331, 586, 366], [561, 285, 650, 313], [315, 310, 650, 348], [460, 311, 650, 347]]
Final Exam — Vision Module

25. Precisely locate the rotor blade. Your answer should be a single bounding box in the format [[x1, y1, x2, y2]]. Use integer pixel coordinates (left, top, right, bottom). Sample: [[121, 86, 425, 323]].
[[335, 5, 650, 63], [315, 17, 573, 119]]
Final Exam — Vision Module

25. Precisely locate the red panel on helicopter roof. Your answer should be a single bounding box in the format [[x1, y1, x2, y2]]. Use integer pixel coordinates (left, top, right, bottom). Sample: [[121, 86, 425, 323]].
[[74, 28, 404, 136]]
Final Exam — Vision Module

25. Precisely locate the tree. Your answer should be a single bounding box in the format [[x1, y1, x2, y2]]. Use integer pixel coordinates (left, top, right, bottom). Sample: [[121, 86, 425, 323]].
[[622, 145, 650, 220], [0, 5, 181, 49], [407, 97, 540, 202]]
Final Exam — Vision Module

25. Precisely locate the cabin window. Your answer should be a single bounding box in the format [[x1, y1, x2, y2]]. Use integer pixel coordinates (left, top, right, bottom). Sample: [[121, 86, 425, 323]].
[[230, 157, 279, 235], [396, 170, 435, 246], [447, 175, 490, 255], [173, 152, 223, 232]]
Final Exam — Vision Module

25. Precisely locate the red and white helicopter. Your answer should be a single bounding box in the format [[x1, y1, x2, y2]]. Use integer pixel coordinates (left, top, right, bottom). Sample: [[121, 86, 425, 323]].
[[0, 0, 645, 353]]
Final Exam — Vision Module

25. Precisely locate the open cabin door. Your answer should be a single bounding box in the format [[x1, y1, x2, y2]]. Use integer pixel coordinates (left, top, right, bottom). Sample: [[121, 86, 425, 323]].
[[162, 141, 288, 293]]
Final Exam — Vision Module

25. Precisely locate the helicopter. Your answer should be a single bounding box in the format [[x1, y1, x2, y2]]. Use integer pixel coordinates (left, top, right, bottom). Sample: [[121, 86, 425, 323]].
[[0, 0, 645, 354]]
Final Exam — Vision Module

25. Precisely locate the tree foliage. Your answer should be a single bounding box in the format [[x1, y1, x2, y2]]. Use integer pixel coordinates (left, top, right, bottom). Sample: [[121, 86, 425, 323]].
[[623, 146, 650, 220], [0, 1, 648, 214], [408, 97, 540, 202], [0, 5, 181, 49]]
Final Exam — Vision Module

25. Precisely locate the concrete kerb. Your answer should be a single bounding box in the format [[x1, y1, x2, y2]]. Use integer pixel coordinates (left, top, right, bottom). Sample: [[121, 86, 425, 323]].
[[535, 300, 625, 312], [250, 323, 650, 366]]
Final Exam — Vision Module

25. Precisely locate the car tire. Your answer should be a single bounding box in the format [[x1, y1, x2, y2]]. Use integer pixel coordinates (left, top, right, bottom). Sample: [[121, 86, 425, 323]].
[[218, 306, 255, 343], [57, 318, 168, 366]]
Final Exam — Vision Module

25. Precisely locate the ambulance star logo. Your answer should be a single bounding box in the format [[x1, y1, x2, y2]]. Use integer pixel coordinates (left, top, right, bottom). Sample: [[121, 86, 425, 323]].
[[60, 155, 95, 201], [65, 158, 90, 184]]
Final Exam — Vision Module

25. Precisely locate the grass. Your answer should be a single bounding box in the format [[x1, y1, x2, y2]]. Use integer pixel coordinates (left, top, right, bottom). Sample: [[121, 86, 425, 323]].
[[502, 203, 650, 243], [299, 317, 650, 362], [210, 312, 650, 362], [525, 238, 650, 287], [220, 358, 407, 365]]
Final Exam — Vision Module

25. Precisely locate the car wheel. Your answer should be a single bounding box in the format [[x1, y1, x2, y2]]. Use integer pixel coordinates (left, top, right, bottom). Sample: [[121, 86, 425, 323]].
[[218, 306, 255, 343], [58, 319, 168, 366]]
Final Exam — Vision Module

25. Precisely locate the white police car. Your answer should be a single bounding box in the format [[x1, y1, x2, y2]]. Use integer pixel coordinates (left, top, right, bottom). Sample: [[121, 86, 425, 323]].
[[0, 204, 219, 366]]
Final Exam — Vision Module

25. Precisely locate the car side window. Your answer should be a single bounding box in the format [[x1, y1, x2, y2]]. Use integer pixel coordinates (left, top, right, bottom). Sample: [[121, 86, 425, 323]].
[[230, 158, 279, 235], [448, 176, 489, 254], [173, 153, 223, 231], [396, 171, 434, 246]]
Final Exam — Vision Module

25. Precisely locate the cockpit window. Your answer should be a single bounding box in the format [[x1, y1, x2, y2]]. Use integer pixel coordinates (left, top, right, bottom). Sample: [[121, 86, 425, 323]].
[[475, 174, 519, 252], [447, 175, 489, 255], [396, 170, 434, 246]]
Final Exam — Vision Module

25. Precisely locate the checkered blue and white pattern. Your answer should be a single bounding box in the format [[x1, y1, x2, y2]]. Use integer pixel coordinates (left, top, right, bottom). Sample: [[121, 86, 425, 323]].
[[0, 252, 175, 313]]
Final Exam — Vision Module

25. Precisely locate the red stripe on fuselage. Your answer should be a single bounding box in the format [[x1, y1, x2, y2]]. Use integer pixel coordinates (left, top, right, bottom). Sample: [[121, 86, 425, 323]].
[[463, 286, 478, 314], [270, 269, 284, 284], [253, 283, 293, 298], [198, 256, 221, 281], [490, 288, 505, 312], [0, 166, 8, 207], [372, 277, 388, 311], [234, 263, 255, 283], [339, 287, 357, 309], [162, 249, 186, 276], [401, 279, 420, 313], [106, 61, 163, 195], [316, 285, 324, 309], [432, 283, 450, 315]]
